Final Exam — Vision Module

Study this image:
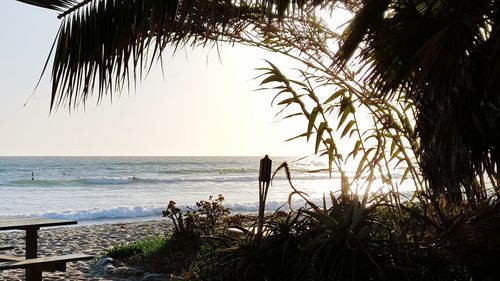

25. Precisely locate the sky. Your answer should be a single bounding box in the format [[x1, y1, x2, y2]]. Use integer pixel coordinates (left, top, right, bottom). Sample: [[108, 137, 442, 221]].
[[0, 1, 316, 157]]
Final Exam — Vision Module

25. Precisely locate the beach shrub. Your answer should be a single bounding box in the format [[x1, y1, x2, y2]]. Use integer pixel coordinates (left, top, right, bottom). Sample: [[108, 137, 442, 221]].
[[163, 200, 191, 237], [157, 195, 232, 278], [105, 236, 170, 259], [191, 195, 392, 280], [163, 195, 230, 239], [104, 233, 205, 276], [186, 194, 230, 235], [191, 196, 472, 281], [187, 163, 482, 281]]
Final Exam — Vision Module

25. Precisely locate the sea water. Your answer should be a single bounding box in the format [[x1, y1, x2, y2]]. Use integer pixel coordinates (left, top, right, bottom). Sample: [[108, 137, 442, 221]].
[[0, 156, 410, 225]]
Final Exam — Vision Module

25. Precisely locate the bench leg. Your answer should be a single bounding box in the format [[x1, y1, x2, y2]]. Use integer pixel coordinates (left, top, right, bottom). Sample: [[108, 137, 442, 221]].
[[26, 227, 42, 281], [26, 270, 42, 281]]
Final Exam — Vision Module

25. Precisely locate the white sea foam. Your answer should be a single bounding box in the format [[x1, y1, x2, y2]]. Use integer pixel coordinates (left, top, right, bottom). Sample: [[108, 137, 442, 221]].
[[37, 206, 165, 221], [81, 177, 133, 185], [28, 201, 297, 222]]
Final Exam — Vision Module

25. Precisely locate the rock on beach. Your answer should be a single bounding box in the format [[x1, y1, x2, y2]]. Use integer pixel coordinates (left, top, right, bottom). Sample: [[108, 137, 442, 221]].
[[0, 220, 170, 281]]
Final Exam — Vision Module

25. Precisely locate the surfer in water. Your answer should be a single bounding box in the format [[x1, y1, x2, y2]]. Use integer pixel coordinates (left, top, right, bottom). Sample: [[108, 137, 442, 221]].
[[31, 171, 34, 181]]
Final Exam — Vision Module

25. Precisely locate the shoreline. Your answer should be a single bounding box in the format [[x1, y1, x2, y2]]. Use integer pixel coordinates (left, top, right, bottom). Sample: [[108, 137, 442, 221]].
[[0, 219, 169, 281], [74, 216, 163, 227]]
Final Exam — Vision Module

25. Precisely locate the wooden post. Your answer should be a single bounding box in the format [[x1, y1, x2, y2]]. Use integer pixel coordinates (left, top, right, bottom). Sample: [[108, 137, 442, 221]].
[[258, 155, 272, 238], [25, 227, 42, 281]]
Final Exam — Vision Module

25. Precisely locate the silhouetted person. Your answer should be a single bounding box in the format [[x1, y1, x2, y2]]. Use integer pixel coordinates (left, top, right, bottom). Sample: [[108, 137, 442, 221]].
[[31, 171, 34, 181]]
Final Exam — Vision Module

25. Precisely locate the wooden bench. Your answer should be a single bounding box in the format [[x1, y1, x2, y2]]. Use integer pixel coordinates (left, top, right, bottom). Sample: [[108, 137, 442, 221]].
[[0, 254, 93, 273], [0, 217, 92, 280]]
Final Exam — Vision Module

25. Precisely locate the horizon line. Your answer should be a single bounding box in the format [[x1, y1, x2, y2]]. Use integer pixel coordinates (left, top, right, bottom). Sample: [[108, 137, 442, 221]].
[[0, 154, 302, 158]]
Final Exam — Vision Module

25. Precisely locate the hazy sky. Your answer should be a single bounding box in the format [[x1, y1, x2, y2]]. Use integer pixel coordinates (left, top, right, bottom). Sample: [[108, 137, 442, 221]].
[[0, 1, 316, 157]]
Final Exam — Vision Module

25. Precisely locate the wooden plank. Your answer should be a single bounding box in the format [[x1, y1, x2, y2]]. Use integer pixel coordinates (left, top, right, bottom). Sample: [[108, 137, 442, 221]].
[[0, 217, 77, 231], [0, 246, 14, 251], [0, 254, 94, 271], [29, 262, 65, 273], [0, 255, 23, 262]]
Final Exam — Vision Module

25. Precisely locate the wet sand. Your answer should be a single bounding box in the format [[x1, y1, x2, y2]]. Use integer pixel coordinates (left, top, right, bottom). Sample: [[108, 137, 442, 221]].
[[0, 220, 168, 280]]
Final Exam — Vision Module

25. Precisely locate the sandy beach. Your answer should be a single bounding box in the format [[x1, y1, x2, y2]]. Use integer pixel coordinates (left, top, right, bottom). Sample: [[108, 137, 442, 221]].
[[0, 219, 169, 281]]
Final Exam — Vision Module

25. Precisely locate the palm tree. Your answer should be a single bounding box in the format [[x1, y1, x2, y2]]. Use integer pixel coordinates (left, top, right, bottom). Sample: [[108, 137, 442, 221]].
[[15, 0, 500, 206], [331, 0, 500, 206]]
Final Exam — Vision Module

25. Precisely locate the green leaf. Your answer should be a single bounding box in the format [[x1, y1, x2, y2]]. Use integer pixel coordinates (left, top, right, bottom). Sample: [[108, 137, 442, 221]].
[[277, 95, 303, 105], [315, 122, 327, 153], [341, 120, 356, 138], [271, 89, 290, 106], [324, 88, 346, 104], [390, 139, 398, 155], [337, 106, 351, 130], [328, 145, 334, 176], [303, 210, 338, 228], [351, 140, 362, 159], [324, 105, 335, 115], [260, 74, 282, 85], [356, 152, 370, 177], [265, 60, 286, 82], [400, 167, 411, 184], [307, 107, 320, 141], [394, 158, 406, 169], [306, 168, 330, 173], [280, 113, 302, 120], [349, 127, 358, 138], [285, 132, 308, 142], [389, 147, 402, 161]]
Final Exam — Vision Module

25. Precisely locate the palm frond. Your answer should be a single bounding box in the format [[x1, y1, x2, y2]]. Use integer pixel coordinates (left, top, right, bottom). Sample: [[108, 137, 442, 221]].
[[45, 0, 266, 110], [15, 0, 79, 11]]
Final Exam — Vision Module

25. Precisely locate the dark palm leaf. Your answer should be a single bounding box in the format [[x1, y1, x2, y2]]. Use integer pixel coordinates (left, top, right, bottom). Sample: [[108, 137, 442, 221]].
[[15, 0, 79, 11], [40, 0, 267, 110], [16, 0, 367, 110], [334, 0, 500, 205]]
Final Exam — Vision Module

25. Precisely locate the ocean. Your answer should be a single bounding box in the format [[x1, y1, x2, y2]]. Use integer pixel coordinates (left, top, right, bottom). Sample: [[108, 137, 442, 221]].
[[0, 156, 348, 225], [0, 156, 414, 225]]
